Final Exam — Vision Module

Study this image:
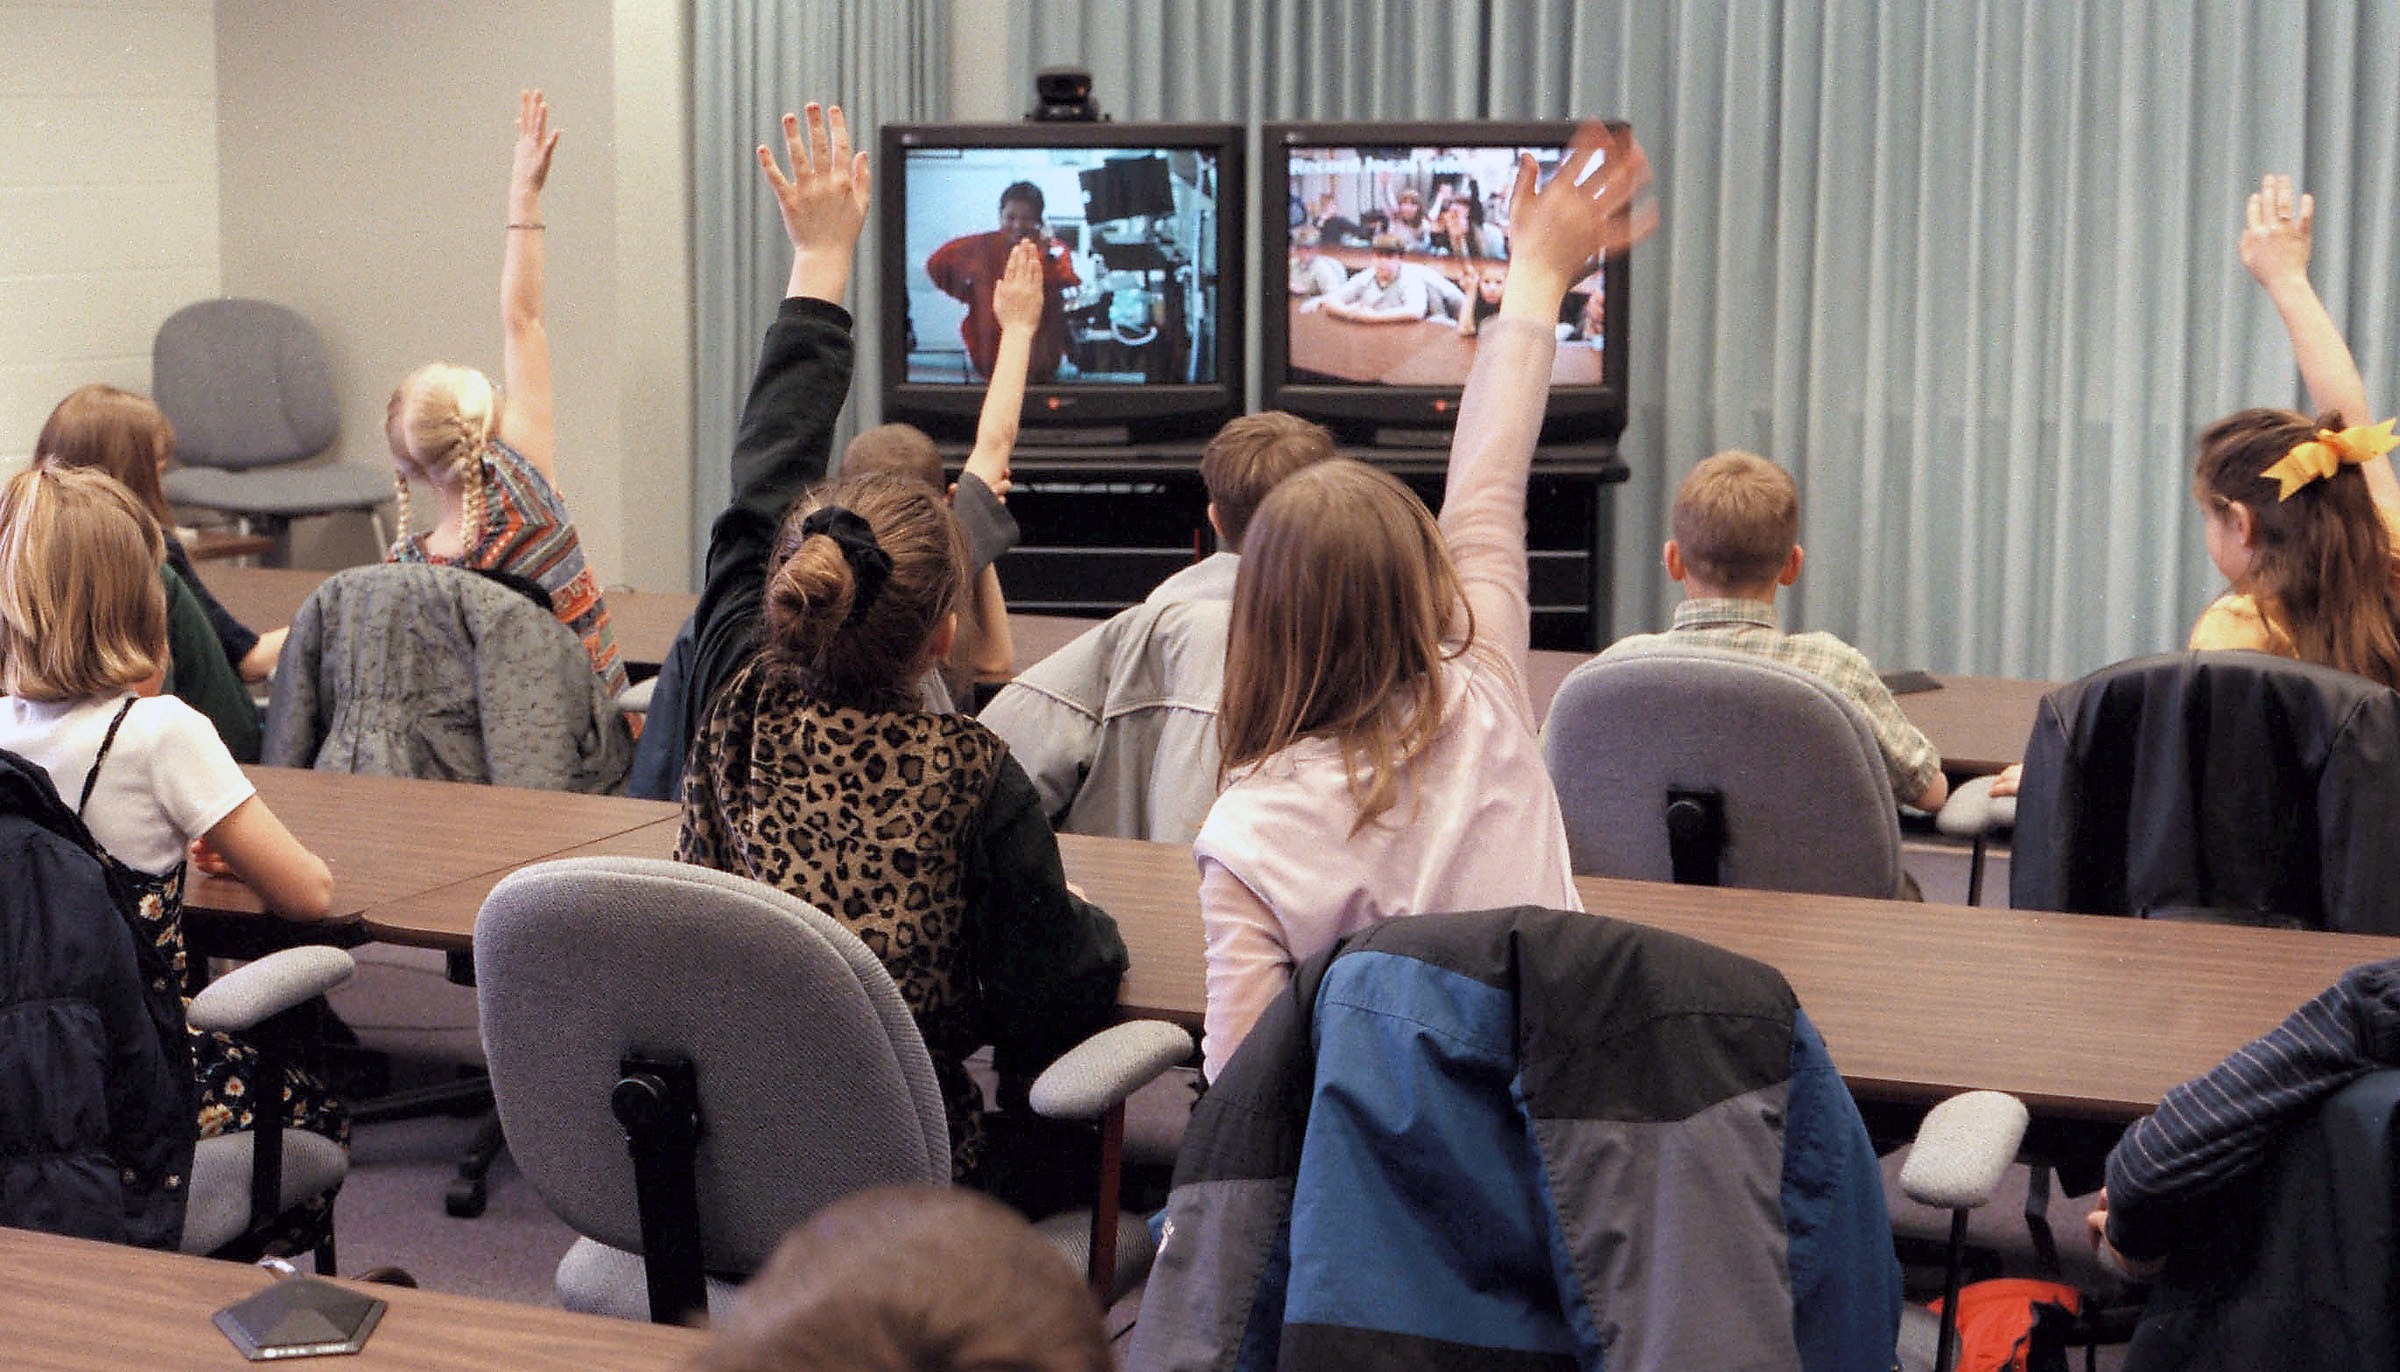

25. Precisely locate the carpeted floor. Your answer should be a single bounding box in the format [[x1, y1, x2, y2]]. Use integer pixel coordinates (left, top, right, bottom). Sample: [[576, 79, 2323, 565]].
[[334, 1112, 574, 1307]]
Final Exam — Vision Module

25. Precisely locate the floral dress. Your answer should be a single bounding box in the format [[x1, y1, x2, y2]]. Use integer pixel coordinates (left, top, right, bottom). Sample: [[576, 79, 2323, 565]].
[[81, 699, 348, 1256]]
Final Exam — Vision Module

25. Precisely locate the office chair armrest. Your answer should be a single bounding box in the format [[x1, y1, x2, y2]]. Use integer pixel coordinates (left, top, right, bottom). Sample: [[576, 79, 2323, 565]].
[[616, 677, 657, 715], [1935, 773, 2016, 838], [1899, 1090, 2030, 1211], [1028, 1020, 1194, 1121], [187, 946, 356, 1033]]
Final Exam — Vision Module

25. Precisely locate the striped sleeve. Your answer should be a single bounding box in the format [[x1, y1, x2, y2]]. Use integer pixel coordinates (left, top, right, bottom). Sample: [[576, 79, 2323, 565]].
[[2104, 959, 2400, 1260]]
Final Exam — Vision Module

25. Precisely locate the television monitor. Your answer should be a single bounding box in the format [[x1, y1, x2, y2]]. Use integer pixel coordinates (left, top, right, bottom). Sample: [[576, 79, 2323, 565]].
[[1263, 121, 1632, 449], [880, 122, 1245, 445]]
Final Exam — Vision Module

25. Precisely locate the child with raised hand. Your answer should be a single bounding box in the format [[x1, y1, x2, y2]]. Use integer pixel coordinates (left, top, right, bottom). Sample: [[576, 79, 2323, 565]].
[[2188, 172, 2400, 679], [384, 89, 627, 697], [1992, 173, 2400, 801], [1194, 126, 1657, 1079], [674, 104, 1125, 1209], [0, 464, 341, 1247]]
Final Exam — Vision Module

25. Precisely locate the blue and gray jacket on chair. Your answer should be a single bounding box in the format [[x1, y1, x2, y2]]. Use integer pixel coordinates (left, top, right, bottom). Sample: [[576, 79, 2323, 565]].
[[1128, 905, 1900, 1372]]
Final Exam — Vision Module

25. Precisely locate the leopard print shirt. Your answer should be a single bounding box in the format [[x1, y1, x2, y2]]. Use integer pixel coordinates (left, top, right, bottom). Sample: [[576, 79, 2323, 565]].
[[677, 656, 1008, 1180]]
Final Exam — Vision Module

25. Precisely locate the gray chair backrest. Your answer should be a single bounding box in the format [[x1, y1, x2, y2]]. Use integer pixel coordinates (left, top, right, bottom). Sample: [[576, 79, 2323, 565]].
[[475, 856, 951, 1275], [152, 298, 341, 470], [1542, 640, 1904, 896]]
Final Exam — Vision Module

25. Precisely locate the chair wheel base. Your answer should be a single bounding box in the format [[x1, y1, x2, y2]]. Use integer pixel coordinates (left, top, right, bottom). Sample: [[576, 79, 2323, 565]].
[[444, 1179, 487, 1218]]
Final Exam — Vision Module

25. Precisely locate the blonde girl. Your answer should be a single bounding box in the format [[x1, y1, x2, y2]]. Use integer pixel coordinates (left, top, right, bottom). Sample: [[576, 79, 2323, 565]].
[[0, 464, 340, 1250], [1195, 126, 1657, 1079], [385, 89, 626, 696]]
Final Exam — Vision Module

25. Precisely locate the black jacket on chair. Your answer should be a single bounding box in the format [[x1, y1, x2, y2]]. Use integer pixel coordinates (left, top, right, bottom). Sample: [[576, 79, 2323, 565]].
[[0, 749, 194, 1248], [2011, 650, 2400, 933]]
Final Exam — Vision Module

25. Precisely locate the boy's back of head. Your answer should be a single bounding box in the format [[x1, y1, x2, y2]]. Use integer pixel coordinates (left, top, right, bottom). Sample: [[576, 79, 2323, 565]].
[[842, 423, 945, 491], [1672, 450, 1799, 593], [690, 1186, 1109, 1372], [1201, 411, 1337, 552]]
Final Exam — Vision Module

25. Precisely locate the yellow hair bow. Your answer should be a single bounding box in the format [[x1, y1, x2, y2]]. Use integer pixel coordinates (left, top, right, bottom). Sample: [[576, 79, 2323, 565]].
[[2262, 417, 2400, 501]]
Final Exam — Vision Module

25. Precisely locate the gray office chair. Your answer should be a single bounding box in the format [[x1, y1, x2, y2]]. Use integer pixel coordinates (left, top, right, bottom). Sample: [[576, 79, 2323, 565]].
[[476, 856, 1188, 1325], [179, 947, 359, 1267], [152, 298, 393, 552], [1542, 640, 1907, 896]]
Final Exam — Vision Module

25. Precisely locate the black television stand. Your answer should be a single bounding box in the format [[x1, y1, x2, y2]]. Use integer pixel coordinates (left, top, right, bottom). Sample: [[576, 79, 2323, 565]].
[[955, 442, 1629, 651]]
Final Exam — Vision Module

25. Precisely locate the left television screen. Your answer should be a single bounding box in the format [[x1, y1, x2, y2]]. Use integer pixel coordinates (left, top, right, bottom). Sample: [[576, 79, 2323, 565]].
[[898, 144, 1225, 388]]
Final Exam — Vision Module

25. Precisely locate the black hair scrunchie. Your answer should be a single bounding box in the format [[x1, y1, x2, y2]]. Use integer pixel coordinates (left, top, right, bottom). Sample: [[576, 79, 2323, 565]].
[[799, 505, 894, 626]]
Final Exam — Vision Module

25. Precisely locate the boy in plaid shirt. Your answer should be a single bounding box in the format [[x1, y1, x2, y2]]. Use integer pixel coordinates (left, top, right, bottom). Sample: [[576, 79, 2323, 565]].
[[1604, 451, 1948, 810]]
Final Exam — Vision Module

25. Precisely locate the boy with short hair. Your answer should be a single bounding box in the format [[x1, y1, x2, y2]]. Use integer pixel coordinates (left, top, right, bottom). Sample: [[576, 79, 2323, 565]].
[[1609, 450, 1948, 811], [980, 411, 1336, 840]]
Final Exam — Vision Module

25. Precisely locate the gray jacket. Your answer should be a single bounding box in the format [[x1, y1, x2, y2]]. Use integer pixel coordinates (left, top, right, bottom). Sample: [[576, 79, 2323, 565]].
[[265, 563, 633, 794], [979, 594, 1228, 844]]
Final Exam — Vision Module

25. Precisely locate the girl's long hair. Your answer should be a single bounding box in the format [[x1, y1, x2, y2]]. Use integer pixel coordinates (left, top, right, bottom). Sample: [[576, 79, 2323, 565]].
[[1216, 460, 1470, 832], [765, 472, 964, 708], [2195, 407, 2400, 689], [37, 384, 176, 526]]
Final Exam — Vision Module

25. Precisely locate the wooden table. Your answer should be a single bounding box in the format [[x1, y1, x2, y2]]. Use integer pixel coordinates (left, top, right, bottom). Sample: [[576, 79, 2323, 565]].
[[346, 814, 2399, 1127], [186, 528, 278, 562], [1287, 309, 1605, 386], [184, 769, 676, 929], [1061, 834, 2400, 1123], [0, 1227, 705, 1371], [1011, 613, 2048, 780], [193, 566, 696, 671]]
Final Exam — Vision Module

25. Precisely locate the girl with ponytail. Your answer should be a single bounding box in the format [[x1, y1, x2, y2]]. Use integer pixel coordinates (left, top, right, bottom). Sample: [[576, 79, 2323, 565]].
[[2186, 174, 2400, 686], [674, 105, 1124, 1212], [384, 90, 626, 696]]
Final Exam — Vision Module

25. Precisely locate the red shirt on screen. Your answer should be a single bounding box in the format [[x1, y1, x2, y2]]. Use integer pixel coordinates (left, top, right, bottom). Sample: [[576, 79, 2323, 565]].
[[923, 231, 1081, 381]]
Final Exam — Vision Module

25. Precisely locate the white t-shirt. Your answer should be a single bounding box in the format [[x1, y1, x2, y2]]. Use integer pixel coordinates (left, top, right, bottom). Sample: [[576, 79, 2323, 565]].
[[0, 692, 254, 875]]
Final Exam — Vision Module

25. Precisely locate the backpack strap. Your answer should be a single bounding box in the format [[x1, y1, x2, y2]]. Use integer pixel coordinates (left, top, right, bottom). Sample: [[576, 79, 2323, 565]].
[[76, 696, 141, 818]]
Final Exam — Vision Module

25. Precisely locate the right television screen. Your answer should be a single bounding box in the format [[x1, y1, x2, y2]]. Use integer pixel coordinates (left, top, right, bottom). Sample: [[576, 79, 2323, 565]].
[[1263, 121, 1630, 449]]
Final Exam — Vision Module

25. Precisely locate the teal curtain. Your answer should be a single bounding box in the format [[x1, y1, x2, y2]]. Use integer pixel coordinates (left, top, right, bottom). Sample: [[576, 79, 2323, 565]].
[[689, 0, 948, 576], [695, 1, 2400, 679]]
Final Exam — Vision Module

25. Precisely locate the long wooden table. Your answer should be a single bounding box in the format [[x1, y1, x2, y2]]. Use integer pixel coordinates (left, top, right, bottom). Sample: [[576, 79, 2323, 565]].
[[338, 805, 2400, 1129], [0, 1227, 706, 1371], [1016, 612, 2050, 779], [184, 769, 675, 935]]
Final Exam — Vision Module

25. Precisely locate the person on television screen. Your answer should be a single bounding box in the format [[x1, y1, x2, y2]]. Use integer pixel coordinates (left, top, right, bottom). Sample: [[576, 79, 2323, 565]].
[[924, 180, 1080, 382], [1387, 187, 1431, 249], [1288, 226, 1348, 299], [1432, 197, 1507, 261], [1301, 235, 1431, 324], [1456, 262, 1508, 339]]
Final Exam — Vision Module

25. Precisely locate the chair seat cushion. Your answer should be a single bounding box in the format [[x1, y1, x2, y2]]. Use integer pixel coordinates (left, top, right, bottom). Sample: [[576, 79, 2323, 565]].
[[556, 1237, 744, 1323], [164, 463, 393, 518], [179, 1129, 348, 1255]]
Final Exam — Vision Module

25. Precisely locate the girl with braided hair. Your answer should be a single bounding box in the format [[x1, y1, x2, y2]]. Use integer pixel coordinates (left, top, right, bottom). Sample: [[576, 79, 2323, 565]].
[[384, 89, 625, 696]]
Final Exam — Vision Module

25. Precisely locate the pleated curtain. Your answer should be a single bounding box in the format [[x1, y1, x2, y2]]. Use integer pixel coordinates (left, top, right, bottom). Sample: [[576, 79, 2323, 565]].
[[695, 1, 2400, 679]]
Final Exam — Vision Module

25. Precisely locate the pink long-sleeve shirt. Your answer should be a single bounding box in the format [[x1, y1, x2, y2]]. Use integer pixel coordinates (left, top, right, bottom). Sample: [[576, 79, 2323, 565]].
[[1192, 317, 1583, 1079]]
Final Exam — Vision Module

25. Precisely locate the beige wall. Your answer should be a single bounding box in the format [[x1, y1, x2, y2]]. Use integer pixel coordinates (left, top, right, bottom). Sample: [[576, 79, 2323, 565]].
[[215, 0, 691, 584], [0, 0, 221, 469]]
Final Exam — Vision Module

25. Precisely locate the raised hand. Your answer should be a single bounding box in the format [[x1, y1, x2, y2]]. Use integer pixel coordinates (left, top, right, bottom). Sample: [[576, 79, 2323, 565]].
[[2240, 172, 2314, 291], [758, 102, 873, 303], [992, 239, 1045, 334], [1499, 124, 1657, 322], [511, 89, 560, 208]]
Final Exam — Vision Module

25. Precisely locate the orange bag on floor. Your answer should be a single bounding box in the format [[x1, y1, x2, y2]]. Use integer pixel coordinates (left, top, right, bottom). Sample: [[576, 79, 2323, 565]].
[[1927, 1278, 2084, 1372]]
